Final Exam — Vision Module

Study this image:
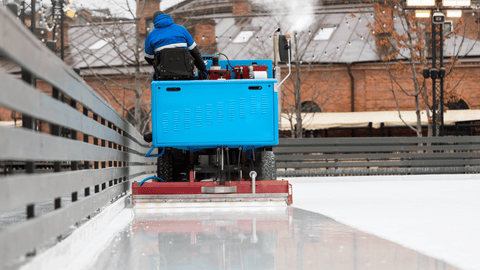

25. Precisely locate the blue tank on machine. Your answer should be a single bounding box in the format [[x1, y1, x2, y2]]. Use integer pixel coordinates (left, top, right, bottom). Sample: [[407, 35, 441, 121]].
[[150, 59, 278, 152]]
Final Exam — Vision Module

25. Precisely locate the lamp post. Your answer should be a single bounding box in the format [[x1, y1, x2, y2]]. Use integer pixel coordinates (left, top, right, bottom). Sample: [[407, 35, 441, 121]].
[[18, 1, 37, 132], [36, 0, 76, 60], [406, 0, 473, 136], [60, 0, 65, 60], [48, 0, 65, 59]]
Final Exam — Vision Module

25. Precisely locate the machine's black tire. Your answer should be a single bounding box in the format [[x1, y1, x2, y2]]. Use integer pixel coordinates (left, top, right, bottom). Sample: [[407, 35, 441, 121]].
[[157, 150, 173, 182], [257, 151, 276, 180], [171, 149, 189, 182], [143, 132, 152, 143]]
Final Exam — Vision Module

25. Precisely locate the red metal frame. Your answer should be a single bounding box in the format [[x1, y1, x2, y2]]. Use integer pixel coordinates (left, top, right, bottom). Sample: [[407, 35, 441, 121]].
[[288, 183, 293, 205], [133, 170, 292, 204], [132, 179, 290, 196]]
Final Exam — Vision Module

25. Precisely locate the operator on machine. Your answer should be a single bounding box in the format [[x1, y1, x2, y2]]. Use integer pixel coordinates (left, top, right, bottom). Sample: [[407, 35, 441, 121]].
[[144, 10, 208, 79]]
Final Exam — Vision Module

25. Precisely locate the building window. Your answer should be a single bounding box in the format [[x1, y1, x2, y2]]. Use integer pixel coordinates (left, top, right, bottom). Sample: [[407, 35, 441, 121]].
[[89, 39, 108, 50], [314, 28, 335, 41], [301, 101, 322, 113], [446, 98, 469, 110], [444, 20, 453, 33], [233, 30, 255, 43], [88, 37, 113, 50], [146, 18, 154, 33]]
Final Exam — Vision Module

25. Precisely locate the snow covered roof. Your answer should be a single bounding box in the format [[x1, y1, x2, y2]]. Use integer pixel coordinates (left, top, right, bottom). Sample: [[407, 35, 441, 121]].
[[2, 1, 479, 74], [177, 3, 480, 63], [65, 21, 149, 72], [211, 12, 379, 63]]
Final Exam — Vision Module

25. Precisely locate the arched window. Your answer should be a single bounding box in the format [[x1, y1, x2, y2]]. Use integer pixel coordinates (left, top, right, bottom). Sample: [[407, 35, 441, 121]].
[[301, 101, 322, 113], [446, 99, 469, 110]]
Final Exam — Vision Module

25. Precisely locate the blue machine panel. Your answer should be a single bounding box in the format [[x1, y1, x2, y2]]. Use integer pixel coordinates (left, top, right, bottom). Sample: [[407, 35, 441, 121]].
[[151, 79, 278, 151]]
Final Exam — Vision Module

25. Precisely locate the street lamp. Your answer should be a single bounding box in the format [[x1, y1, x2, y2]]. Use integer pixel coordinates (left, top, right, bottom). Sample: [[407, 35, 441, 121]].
[[406, 0, 473, 136], [36, 0, 75, 60]]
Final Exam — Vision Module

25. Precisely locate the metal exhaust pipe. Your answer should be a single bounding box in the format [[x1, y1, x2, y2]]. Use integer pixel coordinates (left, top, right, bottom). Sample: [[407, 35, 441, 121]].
[[249, 171, 257, 194], [273, 28, 280, 74]]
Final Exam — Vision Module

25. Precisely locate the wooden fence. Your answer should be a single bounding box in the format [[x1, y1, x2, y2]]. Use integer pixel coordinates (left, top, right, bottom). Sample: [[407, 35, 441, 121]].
[[0, 7, 155, 265], [275, 137, 480, 177]]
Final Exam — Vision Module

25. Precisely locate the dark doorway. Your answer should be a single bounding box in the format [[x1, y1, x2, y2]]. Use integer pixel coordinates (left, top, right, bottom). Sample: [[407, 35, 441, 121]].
[[301, 101, 321, 113], [446, 99, 469, 110]]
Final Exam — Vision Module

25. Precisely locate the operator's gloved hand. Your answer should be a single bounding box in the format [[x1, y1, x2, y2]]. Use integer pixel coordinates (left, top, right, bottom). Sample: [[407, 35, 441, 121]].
[[199, 69, 209, 80]]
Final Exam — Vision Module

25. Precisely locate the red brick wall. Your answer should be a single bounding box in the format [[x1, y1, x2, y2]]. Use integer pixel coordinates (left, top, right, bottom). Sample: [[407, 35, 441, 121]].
[[281, 66, 354, 113], [193, 20, 216, 47], [138, 0, 161, 35], [459, 11, 479, 41], [82, 75, 152, 119], [280, 63, 480, 115], [232, 0, 251, 16], [352, 69, 366, 111]]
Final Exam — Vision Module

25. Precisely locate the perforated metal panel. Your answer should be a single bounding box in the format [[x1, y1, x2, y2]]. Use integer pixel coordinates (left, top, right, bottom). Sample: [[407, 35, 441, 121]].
[[151, 79, 278, 151]]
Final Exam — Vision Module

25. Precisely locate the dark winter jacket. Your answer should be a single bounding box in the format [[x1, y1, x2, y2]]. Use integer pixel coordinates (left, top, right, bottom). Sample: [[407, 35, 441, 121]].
[[144, 14, 206, 72]]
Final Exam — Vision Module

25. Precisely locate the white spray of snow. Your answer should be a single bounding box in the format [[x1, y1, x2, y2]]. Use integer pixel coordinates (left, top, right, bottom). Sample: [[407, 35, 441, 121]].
[[252, 0, 317, 32]]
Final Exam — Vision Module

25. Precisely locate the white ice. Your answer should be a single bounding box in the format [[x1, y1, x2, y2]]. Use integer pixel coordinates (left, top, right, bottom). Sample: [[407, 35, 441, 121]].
[[284, 174, 480, 270]]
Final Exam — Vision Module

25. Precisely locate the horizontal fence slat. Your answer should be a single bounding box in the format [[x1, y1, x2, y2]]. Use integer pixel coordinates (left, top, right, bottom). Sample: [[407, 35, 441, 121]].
[[278, 136, 480, 146], [0, 72, 150, 154], [0, 126, 155, 163], [0, 8, 145, 145], [0, 179, 130, 263], [277, 167, 480, 177], [278, 159, 480, 169], [275, 137, 480, 176], [0, 165, 156, 214], [276, 151, 480, 161], [274, 144, 480, 154]]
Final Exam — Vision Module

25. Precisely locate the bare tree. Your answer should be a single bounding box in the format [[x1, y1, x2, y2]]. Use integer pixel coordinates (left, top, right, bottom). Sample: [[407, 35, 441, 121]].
[[71, 0, 152, 133], [281, 29, 343, 138], [366, 0, 479, 136]]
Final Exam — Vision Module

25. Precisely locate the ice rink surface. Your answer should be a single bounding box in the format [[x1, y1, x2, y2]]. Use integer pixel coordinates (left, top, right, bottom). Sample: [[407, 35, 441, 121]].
[[56, 174, 480, 270], [72, 207, 457, 270], [284, 174, 480, 270]]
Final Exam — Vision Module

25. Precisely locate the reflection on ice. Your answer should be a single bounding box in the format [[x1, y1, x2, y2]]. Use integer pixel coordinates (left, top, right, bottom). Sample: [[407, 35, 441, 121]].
[[89, 207, 458, 270]]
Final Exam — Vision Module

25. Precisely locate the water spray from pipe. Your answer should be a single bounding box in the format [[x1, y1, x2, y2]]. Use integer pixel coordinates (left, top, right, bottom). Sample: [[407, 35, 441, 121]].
[[252, 0, 316, 32]]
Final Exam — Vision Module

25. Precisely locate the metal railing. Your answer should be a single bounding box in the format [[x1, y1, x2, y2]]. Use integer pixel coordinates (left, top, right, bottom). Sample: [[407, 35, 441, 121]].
[[0, 7, 155, 264], [275, 137, 480, 177]]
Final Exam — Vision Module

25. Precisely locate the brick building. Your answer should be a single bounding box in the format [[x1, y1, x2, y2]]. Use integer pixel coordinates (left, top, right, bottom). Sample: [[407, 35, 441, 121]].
[[160, 0, 480, 137], [2, 0, 480, 137]]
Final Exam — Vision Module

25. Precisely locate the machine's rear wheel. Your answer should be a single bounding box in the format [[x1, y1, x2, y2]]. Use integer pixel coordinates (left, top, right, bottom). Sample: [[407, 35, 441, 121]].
[[257, 151, 276, 180], [157, 150, 173, 182]]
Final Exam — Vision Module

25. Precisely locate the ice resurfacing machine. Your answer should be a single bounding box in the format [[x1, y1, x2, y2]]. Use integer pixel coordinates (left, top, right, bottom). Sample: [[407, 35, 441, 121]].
[[132, 33, 293, 207]]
